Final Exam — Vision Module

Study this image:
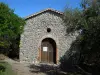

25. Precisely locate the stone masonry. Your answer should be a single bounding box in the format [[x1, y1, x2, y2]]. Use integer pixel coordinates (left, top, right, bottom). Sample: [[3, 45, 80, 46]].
[[20, 9, 79, 64]]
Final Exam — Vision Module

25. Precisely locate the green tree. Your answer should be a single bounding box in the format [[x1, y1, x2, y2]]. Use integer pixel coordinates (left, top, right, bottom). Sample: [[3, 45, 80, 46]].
[[0, 3, 25, 56], [61, 0, 100, 74]]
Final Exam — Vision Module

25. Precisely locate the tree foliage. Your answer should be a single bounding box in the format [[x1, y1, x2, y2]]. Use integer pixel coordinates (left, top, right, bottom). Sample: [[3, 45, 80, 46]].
[[0, 3, 25, 38], [0, 3, 25, 56], [61, 0, 100, 74]]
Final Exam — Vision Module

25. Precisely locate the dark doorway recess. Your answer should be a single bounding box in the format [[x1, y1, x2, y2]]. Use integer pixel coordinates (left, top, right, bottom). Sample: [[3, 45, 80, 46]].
[[41, 38, 56, 64]]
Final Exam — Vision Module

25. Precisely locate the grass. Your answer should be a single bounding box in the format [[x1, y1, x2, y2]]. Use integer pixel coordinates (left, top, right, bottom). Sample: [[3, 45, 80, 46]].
[[0, 61, 16, 75]]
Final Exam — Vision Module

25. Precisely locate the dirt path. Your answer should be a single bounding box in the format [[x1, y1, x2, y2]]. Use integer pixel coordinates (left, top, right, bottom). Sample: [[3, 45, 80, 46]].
[[4, 58, 46, 75]]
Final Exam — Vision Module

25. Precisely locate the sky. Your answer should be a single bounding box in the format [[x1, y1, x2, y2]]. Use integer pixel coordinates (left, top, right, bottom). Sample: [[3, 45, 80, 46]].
[[0, 0, 81, 18]]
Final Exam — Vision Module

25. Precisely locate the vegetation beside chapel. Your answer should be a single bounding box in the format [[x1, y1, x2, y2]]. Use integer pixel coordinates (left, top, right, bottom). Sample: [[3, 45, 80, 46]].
[[0, 2, 25, 58], [0, 61, 16, 75], [60, 0, 100, 74]]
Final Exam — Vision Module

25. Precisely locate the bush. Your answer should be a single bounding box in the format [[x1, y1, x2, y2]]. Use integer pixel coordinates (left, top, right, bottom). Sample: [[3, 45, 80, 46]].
[[0, 62, 16, 75], [0, 63, 6, 72]]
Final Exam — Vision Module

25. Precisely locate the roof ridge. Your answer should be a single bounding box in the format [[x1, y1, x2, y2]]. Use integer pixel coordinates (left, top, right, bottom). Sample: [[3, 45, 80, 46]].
[[25, 8, 63, 20]]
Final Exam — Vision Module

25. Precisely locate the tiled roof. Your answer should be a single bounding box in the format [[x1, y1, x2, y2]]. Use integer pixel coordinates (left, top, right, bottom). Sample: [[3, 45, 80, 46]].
[[25, 8, 64, 20]]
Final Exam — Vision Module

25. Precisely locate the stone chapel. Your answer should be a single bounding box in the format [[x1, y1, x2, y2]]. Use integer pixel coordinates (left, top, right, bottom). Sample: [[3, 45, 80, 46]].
[[20, 8, 78, 64]]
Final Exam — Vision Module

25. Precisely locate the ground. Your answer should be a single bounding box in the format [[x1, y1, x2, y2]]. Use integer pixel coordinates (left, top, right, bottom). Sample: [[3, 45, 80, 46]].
[[1, 57, 82, 75], [4, 58, 47, 75]]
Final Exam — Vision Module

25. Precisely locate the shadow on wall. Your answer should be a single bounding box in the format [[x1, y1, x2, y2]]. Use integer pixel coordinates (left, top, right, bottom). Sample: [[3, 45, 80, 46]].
[[59, 38, 81, 72], [59, 31, 82, 73], [59, 36, 100, 75]]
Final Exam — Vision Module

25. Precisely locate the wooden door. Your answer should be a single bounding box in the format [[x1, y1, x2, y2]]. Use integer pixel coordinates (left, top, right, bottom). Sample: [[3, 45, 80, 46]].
[[41, 38, 56, 64]]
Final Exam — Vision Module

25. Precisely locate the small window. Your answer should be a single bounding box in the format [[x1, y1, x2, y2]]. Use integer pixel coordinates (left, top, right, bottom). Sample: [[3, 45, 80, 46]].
[[47, 28, 51, 32]]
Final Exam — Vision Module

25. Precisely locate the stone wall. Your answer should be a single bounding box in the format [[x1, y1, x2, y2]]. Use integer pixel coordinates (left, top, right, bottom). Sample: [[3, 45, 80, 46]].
[[20, 11, 79, 64]]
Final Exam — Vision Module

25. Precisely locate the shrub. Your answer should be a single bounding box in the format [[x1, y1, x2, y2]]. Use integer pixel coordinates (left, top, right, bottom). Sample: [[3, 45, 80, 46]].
[[0, 63, 6, 73]]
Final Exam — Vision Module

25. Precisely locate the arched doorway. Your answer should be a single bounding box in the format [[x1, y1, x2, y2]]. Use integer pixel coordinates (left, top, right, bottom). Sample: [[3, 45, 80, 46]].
[[41, 38, 56, 64]]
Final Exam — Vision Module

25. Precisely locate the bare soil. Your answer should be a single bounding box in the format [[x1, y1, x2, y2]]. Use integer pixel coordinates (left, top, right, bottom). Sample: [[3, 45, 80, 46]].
[[4, 58, 47, 75]]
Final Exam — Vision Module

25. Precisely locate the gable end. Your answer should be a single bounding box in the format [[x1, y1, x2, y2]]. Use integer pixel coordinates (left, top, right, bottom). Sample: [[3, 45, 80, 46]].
[[25, 8, 64, 20]]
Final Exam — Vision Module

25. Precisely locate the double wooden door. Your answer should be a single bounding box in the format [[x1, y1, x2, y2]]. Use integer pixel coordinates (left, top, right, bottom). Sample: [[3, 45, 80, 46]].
[[41, 38, 56, 64]]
